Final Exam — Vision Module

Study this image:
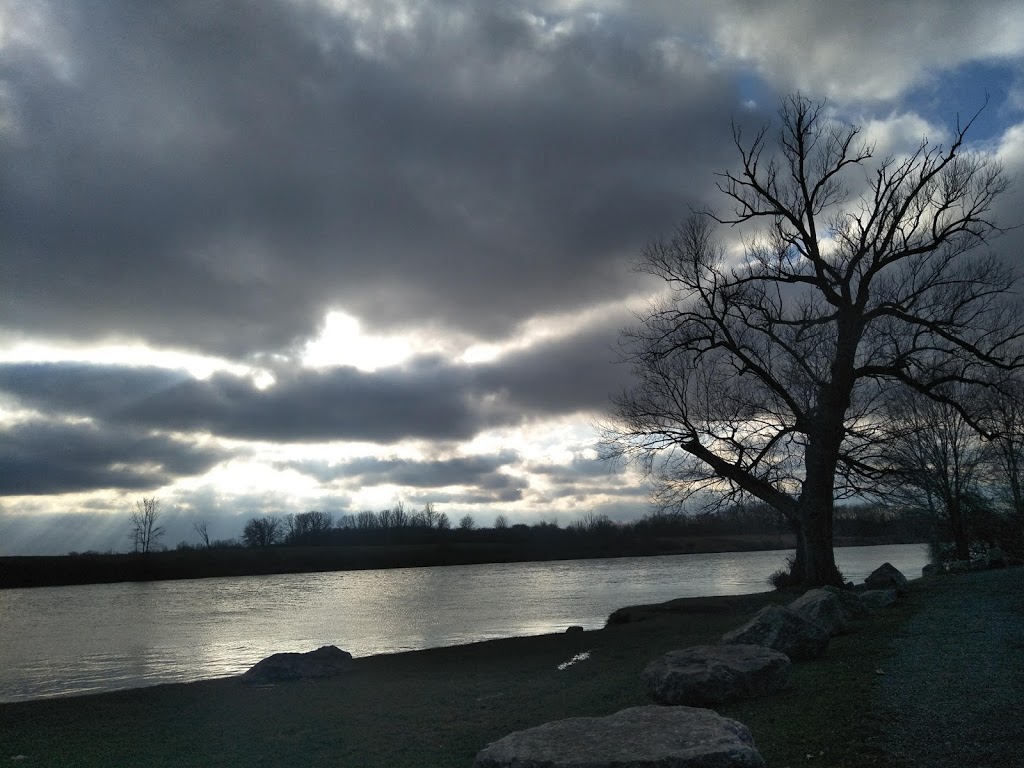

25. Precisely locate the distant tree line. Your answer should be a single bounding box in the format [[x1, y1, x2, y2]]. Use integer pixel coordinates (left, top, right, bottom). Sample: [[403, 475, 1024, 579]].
[[167, 500, 932, 555]]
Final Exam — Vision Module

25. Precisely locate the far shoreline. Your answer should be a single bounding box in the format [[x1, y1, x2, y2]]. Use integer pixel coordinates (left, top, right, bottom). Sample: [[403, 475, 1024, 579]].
[[0, 534, 924, 590]]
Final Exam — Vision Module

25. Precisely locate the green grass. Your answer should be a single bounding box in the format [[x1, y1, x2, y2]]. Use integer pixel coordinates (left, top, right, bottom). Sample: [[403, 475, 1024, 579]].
[[0, 587, 924, 767]]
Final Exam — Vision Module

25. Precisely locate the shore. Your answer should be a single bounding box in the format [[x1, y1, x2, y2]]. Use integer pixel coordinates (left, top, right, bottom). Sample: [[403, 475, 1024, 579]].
[[6, 566, 1013, 767], [0, 533, 920, 589]]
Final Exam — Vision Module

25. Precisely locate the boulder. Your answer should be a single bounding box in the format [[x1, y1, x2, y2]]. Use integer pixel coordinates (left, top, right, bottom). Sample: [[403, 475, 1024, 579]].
[[641, 644, 790, 706], [988, 547, 1007, 568], [473, 705, 765, 768], [921, 563, 940, 578], [946, 559, 970, 573], [721, 604, 829, 660], [819, 584, 869, 616], [788, 589, 851, 635], [565, 625, 585, 634], [242, 645, 353, 684], [864, 562, 909, 594], [859, 589, 897, 610]]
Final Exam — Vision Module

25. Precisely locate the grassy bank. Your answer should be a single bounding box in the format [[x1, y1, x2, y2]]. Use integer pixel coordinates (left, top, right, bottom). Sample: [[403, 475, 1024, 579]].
[[0, 580, 928, 767], [0, 533, 921, 589]]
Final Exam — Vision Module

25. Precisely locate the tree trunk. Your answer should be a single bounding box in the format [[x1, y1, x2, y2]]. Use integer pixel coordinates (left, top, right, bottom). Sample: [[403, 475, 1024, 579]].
[[793, 497, 844, 587], [795, 418, 846, 587], [948, 496, 970, 560]]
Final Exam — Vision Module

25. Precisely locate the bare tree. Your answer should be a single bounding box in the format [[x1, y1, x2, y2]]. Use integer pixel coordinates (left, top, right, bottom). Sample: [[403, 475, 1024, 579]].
[[493, 514, 509, 530], [877, 387, 990, 559], [986, 379, 1024, 524], [129, 497, 166, 554], [607, 94, 1022, 586], [192, 520, 211, 549], [242, 515, 282, 548], [420, 501, 440, 529], [458, 514, 476, 530], [283, 510, 334, 544]]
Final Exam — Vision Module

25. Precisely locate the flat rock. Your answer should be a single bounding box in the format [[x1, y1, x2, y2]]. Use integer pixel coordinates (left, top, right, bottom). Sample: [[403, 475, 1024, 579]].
[[721, 604, 829, 660], [242, 645, 353, 684], [819, 585, 869, 616], [473, 705, 765, 768], [642, 644, 790, 706], [864, 562, 909, 594], [859, 589, 898, 610], [788, 589, 851, 635]]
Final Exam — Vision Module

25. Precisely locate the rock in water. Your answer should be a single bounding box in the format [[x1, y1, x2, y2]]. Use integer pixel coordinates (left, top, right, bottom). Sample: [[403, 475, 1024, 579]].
[[788, 589, 851, 635], [642, 644, 790, 706], [474, 705, 765, 768], [242, 645, 353, 684], [721, 604, 829, 660], [864, 562, 909, 594]]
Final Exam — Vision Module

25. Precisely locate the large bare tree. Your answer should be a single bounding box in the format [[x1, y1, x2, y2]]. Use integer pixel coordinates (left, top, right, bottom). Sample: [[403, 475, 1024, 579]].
[[607, 95, 1022, 586]]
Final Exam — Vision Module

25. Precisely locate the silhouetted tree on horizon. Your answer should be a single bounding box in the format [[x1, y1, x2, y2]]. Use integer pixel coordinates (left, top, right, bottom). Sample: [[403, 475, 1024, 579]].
[[129, 497, 165, 554]]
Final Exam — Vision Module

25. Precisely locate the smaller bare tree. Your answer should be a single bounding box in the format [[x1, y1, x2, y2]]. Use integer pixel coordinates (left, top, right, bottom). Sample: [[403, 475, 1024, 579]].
[[192, 520, 211, 549], [129, 497, 166, 554], [458, 514, 476, 530]]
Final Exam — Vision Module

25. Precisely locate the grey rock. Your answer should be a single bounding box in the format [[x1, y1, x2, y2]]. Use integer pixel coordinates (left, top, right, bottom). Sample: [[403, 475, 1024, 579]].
[[947, 559, 970, 573], [721, 604, 829, 660], [473, 705, 765, 768], [865, 562, 909, 594], [642, 644, 790, 706], [922, 563, 940, 578], [566, 625, 585, 633], [788, 589, 851, 635], [988, 547, 1006, 568], [819, 584, 869, 616], [859, 589, 898, 610], [242, 645, 353, 684]]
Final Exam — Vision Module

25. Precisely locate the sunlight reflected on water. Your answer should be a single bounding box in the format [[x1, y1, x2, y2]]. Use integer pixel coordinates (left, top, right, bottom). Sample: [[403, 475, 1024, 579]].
[[0, 544, 927, 702]]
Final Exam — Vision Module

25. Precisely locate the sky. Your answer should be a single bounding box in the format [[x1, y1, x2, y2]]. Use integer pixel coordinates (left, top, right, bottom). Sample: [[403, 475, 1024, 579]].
[[3, 0, 1024, 555]]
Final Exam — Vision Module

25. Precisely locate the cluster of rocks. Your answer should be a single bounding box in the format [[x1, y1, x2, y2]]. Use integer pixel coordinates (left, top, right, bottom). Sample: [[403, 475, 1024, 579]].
[[925, 546, 1010, 575], [472, 561, 911, 767]]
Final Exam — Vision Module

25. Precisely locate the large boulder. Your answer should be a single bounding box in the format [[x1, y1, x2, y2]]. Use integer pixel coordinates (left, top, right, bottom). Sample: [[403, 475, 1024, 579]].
[[474, 705, 765, 768], [859, 589, 898, 611], [641, 644, 790, 706], [819, 585, 869, 617], [242, 645, 353, 684], [721, 604, 829, 660], [788, 589, 851, 635], [864, 562, 909, 594]]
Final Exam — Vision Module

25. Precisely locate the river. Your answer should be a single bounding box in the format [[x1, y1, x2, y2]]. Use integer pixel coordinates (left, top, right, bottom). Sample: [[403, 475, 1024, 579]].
[[0, 543, 927, 703]]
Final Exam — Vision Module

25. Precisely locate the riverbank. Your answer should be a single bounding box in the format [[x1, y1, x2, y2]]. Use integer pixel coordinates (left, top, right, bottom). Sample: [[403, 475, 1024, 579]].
[[0, 533, 920, 589], [6, 567, 1011, 767]]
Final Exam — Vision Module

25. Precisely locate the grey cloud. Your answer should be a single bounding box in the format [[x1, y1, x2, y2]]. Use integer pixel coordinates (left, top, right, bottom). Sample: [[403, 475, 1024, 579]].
[[405, 487, 525, 506], [0, 419, 227, 496], [288, 451, 520, 489], [0, 319, 631, 444], [1, 0, 745, 357]]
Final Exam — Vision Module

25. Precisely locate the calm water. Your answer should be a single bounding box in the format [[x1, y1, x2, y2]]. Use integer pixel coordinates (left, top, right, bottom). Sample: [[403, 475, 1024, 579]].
[[0, 543, 927, 703]]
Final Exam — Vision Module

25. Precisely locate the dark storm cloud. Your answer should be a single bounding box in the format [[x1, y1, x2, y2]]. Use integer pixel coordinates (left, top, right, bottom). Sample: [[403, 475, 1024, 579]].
[[0, 419, 226, 495], [0, 0, 745, 357], [0, 319, 632, 443], [0, 363, 189, 417], [286, 451, 519, 489]]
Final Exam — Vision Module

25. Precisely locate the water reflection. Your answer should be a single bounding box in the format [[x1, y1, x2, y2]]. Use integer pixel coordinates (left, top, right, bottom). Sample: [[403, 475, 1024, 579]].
[[0, 543, 927, 703]]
